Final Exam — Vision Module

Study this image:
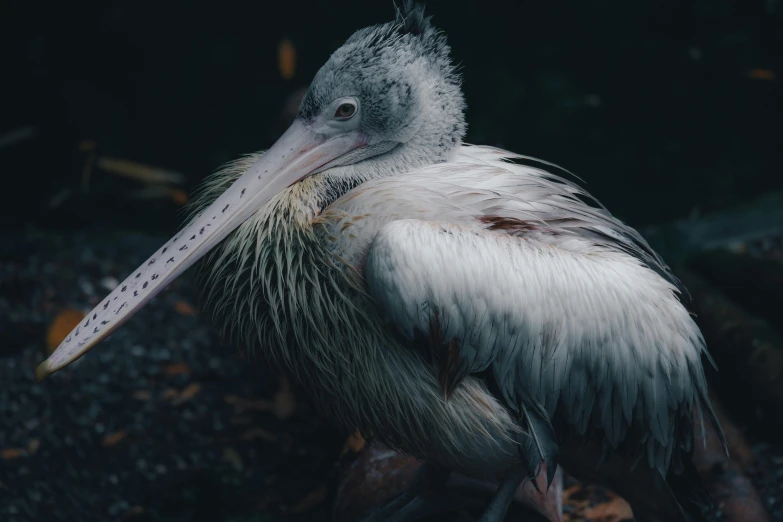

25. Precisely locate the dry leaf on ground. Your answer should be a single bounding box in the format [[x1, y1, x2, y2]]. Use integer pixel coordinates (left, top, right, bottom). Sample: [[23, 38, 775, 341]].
[[170, 189, 189, 205], [47, 309, 86, 353], [747, 68, 775, 80], [173, 383, 202, 404], [340, 430, 366, 456], [174, 301, 196, 316], [0, 448, 24, 460], [223, 376, 297, 419], [102, 430, 129, 447], [162, 362, 191, 376], [278, 39, 296, 80]]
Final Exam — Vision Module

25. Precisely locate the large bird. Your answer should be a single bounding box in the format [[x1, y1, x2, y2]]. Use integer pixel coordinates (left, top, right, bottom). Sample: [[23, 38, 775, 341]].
[[38, 3, 725, 521]]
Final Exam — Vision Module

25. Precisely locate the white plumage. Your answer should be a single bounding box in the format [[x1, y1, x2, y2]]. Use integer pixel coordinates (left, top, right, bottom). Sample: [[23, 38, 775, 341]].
[[361, 146, 709, 453], [326, 144, 713, 472], [39, 5, 722, 521]]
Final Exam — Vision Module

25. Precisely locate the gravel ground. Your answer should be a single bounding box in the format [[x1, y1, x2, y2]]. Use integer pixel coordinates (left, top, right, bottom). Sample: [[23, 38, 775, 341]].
[[752, 444, 783, 521], [0, 228, 344, 522], [2, 227, 782, 522]]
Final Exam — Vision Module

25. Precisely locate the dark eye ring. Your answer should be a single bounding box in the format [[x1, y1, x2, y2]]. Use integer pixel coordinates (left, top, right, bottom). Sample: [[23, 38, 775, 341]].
[[334, 102, 356, 119]]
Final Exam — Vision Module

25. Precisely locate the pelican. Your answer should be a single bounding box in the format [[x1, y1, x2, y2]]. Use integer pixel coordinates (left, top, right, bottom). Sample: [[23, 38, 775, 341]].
[[38, 3, 725, 521]]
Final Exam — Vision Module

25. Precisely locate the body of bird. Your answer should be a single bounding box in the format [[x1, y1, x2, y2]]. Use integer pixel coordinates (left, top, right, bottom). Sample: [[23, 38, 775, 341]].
[[39, 4, 724, 521]]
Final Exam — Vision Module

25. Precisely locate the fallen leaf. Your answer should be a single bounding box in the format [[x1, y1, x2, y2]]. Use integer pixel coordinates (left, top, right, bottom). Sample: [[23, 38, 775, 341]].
[[747, 68, 775, 80], [0, 448, 24, 460], [173, 382, 202, 404], [278, 39, 296, 80], [239, 428, 278, 443], [47, 309, 87, 354], [102, 430, 129, 447], [562, 484, 582, 497], [162, 362, 191, 376], [340, 430, 366, 456], [170, 189, 189, 205], [132, 390, 151, 400], [174, 300, 197, 316], [26, 439, 40, 455], [289, 484, 327, 513], [562, 484, 596, 521]]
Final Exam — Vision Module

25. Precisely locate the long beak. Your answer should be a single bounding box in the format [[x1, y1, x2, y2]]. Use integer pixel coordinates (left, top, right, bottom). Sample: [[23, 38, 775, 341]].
[[37, 119, 365, 380]]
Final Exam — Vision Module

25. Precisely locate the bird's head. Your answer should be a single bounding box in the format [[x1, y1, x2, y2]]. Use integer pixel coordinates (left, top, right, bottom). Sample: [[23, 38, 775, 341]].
[[296, 3, 465, 171], [37, 2, 464, 378]]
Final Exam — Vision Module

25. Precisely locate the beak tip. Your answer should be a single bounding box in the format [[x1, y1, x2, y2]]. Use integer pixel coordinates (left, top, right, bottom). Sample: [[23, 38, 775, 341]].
[[35, 360, 52, 382]]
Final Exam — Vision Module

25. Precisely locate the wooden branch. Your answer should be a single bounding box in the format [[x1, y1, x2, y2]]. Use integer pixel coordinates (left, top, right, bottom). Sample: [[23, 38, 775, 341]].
[[692, 392, 772, 522], [678, 270, 783, 430]]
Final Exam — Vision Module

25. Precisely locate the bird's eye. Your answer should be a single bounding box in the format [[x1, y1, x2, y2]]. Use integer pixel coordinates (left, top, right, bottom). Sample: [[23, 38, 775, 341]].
[[334, 103, 356, 119]]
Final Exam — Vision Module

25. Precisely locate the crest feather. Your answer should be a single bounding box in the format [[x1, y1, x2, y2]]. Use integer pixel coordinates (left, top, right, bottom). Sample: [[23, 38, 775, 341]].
[[395, 1, 431, 36]]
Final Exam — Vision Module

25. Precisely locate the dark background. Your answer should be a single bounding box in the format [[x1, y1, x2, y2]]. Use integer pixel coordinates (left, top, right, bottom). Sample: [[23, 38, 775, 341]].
[[1, 1, 782, 521], [1, 0, 780, 236]]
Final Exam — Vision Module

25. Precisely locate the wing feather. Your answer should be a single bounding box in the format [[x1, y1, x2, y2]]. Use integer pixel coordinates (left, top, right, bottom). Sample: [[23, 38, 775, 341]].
[[364, 217, 715, 477]]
